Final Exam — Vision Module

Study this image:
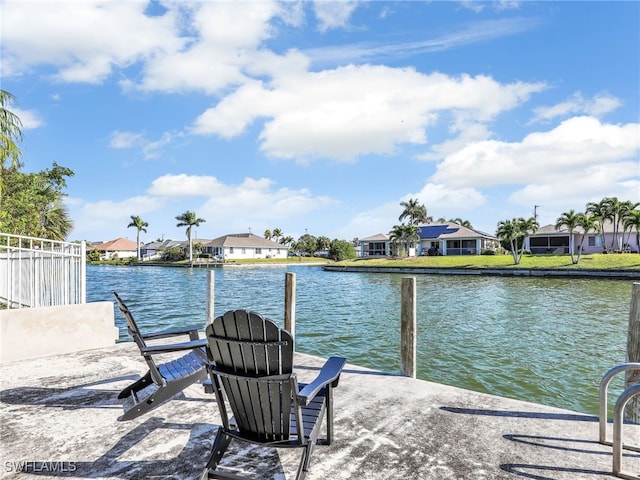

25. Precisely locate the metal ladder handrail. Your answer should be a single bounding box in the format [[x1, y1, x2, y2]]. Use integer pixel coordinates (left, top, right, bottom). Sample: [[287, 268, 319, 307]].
[[598, 363, 640, 479], [613, 383, 640, 479], [598, 363, 640, 446]]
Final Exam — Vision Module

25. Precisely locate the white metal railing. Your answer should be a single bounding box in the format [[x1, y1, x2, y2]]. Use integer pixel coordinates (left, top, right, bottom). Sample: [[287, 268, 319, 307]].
[[0, 233, 86, 308]]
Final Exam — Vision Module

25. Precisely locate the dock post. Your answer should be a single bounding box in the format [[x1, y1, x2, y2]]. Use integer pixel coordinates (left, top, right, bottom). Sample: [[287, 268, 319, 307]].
[[401, 276, 417, 378], [626, 282, 640, 422], [206, 270, 215, 325], [284, 272, 296, 339]]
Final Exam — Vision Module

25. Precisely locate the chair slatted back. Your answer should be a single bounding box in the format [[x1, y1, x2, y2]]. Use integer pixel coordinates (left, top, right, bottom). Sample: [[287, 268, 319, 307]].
[[206, 310, 295, 442], [113, 292, 163, 385]]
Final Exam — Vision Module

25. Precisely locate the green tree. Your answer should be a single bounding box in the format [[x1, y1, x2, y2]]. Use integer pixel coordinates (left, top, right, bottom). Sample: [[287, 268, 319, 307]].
[[316, 235, 331, 251], [389, 223, 420, 257], [272, 228, 282, 243], [623, 209, 640, 254], [297, 234, 318, 256], [127, 215, 148, 260], [1, 162, 74, 240], [0, 89, 23, 172], [329, 239, 356, 261], [586, 198, 611, 252], [399, 198, 429, 225], [175, 211, 206, 263], [449, 218, 473, 228], [555, 209, 581, 264], [496, 217, 537, 265], [264, 229, 272, 240], [575, 213, 598, 263], [279, 235, 294, 247]]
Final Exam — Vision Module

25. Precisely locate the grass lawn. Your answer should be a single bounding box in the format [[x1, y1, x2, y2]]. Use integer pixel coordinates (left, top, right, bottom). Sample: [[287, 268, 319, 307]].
[[334, 253, 640, 270]]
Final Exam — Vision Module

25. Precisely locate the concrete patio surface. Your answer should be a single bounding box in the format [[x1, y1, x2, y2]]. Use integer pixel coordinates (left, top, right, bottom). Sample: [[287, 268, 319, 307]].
[[1, 342, 639, 479]]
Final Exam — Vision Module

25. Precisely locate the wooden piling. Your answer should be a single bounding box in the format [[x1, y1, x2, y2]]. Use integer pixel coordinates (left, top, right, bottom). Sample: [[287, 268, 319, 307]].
[[284, 272, 296, 338], [401, 276, 417, 378], [206, 270, 215, 325], [626, 282, 640, 422]]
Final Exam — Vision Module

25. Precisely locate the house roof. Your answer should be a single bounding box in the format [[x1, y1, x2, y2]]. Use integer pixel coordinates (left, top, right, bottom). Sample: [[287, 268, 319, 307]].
[[207, 233, 287, 249], [533, 221, 638, 236], [419, 222, 497, 240], [92, 238, 138, 252], [360, 233, 390, 242]]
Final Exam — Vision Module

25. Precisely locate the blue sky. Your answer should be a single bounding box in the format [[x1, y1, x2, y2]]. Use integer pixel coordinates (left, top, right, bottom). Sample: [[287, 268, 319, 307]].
[[2, 0, 639, 243]]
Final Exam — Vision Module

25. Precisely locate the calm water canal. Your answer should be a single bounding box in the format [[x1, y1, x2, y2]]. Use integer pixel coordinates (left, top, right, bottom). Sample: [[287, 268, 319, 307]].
[[87, 264, 635, 415]]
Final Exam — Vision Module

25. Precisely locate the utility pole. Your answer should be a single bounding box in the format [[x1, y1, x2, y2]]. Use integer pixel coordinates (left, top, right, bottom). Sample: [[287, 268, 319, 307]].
[[534, 205, 541, 223]]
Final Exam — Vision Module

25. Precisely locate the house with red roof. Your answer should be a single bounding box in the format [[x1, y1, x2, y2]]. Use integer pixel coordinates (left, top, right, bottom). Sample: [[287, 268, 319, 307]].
[[91, 238, 138, 260]]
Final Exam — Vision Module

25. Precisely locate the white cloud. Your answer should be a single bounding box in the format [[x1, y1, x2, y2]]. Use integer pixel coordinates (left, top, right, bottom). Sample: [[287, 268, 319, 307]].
[[12, 107, 43, 129], [148, 174, 224, 196], [110, 131, 144, 149], [193, 66, 545, 162], [531, 92, 621, 123], [431, 116, 640, 188], [313, 0, 359, 32], [1, 0, 182, 82], [109, 130, 182, 159]]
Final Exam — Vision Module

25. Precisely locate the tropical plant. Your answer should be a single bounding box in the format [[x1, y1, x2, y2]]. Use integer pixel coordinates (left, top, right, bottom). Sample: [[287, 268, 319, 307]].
[[264, 229, 272, 240], [1, 162, 74, 239], [0, 89, 23, 172], [399, 198, 429, 225], [127, 215, 148, 260], [317, 235, 331, 250], [449, 218, 473, 228], [297, 234, 318, 256], [272, 228, 282, 243], [175, 211, 206, 263], [623, 209, 640, 254], [279, 235, 294, 247], [555, 209, 581, 264], [329, 239, 356, 261], [575, 213, 598, 263], [389, 223, 420, 257], [496, 217, 537, 264]]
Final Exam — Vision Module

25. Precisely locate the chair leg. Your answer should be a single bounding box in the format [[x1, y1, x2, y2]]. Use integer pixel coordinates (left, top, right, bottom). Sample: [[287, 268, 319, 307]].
[[294, 443, 313, 480], [118, 371, 152, 399], [201, 428, 232, 479]]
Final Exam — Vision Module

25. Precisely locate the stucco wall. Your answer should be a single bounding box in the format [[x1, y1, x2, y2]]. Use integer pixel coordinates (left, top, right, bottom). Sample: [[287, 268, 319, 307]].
[[0, 302, 119, 363]]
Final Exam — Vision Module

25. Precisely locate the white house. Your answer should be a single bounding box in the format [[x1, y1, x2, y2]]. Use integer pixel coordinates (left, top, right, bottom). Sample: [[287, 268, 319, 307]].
[[92, 238, 138, 260], [526, 222, 639, 254], [205, 233, 289, 261]]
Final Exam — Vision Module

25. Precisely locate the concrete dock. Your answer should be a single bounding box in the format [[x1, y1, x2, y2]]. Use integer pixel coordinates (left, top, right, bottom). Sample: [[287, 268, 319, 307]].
[[1, 342, 638, 479]]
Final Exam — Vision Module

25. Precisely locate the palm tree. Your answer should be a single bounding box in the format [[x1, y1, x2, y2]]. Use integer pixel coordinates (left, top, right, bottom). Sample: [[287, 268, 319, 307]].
[[449, 218, 473, 228], [279, 235, 294, 247], [620, 202, 639, 251], [0, 89, 23, 171], [272, 228, 282, 243], [127, 215, 149, 260], [623, 209, 640, 254], [264, 229, 272, 240], [389, 223, 420, 257], [586, 198, 610, 252], [496, 218, 520, 264], [399, 198, 429, 225], [576, 213, 598, 263], [555, 209, 581, 264], [41, 200, 73, 241], [175, 211, 206, 263]]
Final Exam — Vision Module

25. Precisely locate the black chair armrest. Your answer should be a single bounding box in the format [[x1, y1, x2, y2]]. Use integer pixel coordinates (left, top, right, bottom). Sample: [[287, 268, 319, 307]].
[[141, 338, 207, 354], [297, 356, 346, 406], [141, 325, 202, 340]]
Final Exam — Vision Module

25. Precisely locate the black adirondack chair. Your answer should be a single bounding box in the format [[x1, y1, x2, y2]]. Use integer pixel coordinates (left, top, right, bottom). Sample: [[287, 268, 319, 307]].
[[114, 292, 209, 421], [202, 309, 346, 480]]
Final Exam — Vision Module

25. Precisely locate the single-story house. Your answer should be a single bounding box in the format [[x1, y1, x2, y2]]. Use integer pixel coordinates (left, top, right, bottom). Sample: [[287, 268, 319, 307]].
[[359, 233, 392, 257], [140, 239, 186, 260], [417, 223, 499, 256], [526, 222, 639, 254], [360, 223, 499, 257], [204, 233, 289, 261], [91, 238, 138, 260]]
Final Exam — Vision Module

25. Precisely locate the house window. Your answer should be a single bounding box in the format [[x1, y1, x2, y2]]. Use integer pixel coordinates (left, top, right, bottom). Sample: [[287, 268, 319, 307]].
[[588, 236, 602, 247], [241, 248, 246, 254], [256, 248, 262, 254], [230, 247, 234, 254]]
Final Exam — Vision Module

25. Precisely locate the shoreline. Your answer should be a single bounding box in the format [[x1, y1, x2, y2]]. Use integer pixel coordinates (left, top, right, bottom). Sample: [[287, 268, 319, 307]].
[[322, 264, 640, 279]]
